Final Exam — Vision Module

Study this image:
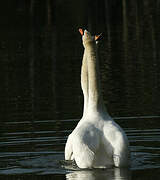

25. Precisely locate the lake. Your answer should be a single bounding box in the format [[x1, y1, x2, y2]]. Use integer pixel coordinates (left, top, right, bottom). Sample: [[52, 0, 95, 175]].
[[0, 0, 160, 179], [0, 117, 160, 179]]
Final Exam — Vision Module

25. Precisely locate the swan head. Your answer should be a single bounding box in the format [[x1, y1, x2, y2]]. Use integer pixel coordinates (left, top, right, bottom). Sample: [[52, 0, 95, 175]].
[[79, 28, 102, 47], [82, 30, 95, 47]]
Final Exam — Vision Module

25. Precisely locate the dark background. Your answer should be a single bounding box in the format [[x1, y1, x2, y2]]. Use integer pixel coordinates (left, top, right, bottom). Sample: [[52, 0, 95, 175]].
[[0, 0, 160, 122]]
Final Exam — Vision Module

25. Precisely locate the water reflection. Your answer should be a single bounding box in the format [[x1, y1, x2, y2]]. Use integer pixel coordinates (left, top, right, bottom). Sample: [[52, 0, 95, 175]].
[[0, 1, 160, 121], [66, 168, 131, 180], [0, 117, 160, 178]]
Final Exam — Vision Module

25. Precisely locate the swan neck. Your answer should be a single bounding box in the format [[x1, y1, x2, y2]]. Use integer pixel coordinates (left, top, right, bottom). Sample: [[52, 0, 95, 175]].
[[85, 42, 104, 112]]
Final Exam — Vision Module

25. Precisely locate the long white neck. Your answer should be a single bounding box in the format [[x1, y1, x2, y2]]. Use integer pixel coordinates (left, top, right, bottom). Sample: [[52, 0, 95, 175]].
[[81, 49, 88, 118], [81, 42, 106, 117], [86, 42, 105, 113]]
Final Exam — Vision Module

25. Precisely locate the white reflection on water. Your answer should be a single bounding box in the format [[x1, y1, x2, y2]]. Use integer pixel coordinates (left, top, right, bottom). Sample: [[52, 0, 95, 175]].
[[66, 168, 131, 180]]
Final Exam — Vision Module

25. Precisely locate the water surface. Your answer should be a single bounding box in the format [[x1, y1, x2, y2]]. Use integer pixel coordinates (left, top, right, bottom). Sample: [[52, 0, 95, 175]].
[[0, 117, 160, 179]]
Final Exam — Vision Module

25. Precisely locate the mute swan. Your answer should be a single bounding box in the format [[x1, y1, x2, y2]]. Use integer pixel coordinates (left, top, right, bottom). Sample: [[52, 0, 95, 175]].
[[65, 29, 130, 168]]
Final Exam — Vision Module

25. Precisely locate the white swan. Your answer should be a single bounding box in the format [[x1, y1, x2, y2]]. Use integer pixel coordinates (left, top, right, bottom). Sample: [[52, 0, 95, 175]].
[[65, 29, 130, 168]]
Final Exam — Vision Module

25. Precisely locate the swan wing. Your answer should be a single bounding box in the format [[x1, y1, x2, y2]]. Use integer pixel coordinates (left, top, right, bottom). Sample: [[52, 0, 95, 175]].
[[71, 124, 100, 168], [65, 135, 74, 160], [103, 121, 130, 167]]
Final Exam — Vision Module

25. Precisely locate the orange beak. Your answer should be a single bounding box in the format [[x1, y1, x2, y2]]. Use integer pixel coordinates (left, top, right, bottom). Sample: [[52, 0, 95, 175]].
[[95, 33, 102, 41], [79, 28, 84, 36]]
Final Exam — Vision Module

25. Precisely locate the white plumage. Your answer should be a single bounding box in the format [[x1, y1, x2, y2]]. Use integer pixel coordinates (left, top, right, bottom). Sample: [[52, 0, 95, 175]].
[[65, 29, 130, 168]]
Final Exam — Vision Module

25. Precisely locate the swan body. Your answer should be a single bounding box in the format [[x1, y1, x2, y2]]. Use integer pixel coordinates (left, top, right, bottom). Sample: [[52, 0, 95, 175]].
[[65, 30, 130, 168]]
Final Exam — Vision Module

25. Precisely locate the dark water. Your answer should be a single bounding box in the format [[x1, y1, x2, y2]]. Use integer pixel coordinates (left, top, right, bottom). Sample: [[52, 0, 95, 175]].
[[0, 117, 160, 179], [0, 0, 160, 179]]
